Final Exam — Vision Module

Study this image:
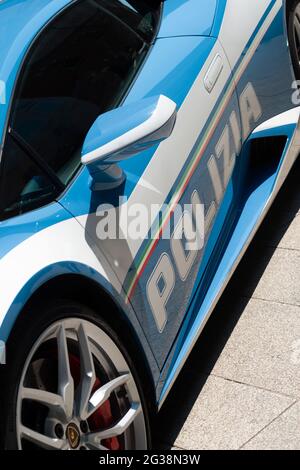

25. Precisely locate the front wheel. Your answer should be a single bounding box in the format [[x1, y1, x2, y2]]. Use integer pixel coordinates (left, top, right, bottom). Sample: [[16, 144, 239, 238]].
[[0, 301, 150, 450]]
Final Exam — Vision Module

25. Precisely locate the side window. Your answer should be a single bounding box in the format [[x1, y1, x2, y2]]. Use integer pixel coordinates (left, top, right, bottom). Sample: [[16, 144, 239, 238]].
[[0, 135, 59, 220], [0, 0, 160, 220]]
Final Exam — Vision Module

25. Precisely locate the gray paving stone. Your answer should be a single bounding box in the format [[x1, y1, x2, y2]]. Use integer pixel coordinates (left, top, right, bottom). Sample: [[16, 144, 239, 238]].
[[271, 159, 300, 214], [211, 298, 300, 398], [242, 401, 300, 450], [241, 247, 300, 306], [171, 375, 294, 450], [256, 211, 300, 251], [277, 214, 300, 251]]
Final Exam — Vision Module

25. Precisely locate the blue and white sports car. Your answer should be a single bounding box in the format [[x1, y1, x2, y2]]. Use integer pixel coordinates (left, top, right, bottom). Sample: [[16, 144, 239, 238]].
[[0, 0, 299, 450]]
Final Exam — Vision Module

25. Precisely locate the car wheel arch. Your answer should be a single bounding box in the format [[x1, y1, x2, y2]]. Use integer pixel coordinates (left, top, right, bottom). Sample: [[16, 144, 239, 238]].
[[5, 273, 158, 417]]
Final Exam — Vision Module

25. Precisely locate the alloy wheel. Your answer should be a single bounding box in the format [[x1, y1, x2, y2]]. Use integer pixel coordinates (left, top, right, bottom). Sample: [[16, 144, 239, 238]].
[[293, 4, 300, 66], [15, 318, 147, 450]]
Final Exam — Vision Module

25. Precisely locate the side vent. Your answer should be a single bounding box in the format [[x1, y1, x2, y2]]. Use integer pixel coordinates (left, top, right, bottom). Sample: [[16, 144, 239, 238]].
[[242, 136, 287, 200]]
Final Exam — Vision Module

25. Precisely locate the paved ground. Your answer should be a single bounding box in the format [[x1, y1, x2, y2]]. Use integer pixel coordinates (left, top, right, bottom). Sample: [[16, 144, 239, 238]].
[[155, 158, 300, 450]]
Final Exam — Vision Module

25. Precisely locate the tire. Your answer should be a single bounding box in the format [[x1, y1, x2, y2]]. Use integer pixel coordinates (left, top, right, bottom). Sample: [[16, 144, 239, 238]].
[[0, 300, 151, 450], [287, 0, 300, 79]]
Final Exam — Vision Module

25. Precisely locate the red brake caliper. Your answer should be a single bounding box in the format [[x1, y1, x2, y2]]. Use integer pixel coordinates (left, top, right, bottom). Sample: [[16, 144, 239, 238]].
[[69, 355, 121, 450]]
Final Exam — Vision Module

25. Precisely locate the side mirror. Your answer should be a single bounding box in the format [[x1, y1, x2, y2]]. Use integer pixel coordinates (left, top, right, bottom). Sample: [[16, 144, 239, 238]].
[[81, 95, 177, 171]]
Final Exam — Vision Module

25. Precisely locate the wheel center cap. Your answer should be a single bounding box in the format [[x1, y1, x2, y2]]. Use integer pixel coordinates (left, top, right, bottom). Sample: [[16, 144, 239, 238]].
[[66, 423, 80, 449]]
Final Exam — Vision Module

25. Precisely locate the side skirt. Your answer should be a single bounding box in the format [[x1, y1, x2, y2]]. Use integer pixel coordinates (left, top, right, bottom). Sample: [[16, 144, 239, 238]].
[[158, 106, 300, 408]]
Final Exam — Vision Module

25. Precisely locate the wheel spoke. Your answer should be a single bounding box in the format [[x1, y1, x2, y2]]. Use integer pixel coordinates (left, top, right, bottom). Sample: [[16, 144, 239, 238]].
[[17, 318, 147, 450], [76, 323, 96, 420], [87, 374, 130, 418], [295, 9, 300, 44], [85, 442, 109, 451], [57, 324, 74, 419], [85, 402, 141, 445], [22, 388, 66, 417], [20, 425, 66, 450]]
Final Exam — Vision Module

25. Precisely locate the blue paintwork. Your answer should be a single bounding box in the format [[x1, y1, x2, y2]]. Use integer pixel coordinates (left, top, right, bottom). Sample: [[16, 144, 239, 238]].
[[112, 4, 296, 371], [82, 95, 177, 169], [158, 2, 295, 399], [0, 0, 218, 149], [233, 5, 292, 131], [61, 35, 216, 215], [159, 122, 295, 402], [158, 5, 297, 398], [120, 59, 241, 368], [0, 0, 298, 417], [179, 4, 295, 307], [158, 0, 217, 38], [0, 259, 160, 385], [82, 96, 164, 156], [211, 0, 227, 37], [0, 202, 72, 260]]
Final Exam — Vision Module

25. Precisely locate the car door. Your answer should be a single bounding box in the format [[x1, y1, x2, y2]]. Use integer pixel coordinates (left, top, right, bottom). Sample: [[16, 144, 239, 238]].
[[2, 0, 167, 338], [5, 0, 242, 369], [47, 0, 241, 369], [0, 131, 73, 294], [110, 37, 242, 368]]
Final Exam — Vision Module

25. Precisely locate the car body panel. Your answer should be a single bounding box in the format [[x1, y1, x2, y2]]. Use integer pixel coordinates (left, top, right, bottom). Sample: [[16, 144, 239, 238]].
[[60, 35, 238, 367], [0, 203, 161, 383], [159, 106, 300, 404], [157, 0, 217, 38], [0, 0, 298, 411], [67, 0, 296, 371]]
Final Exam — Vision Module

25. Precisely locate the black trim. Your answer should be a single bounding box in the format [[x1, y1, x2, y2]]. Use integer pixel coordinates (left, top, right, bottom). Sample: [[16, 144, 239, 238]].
[[9, 128, 65, 192]]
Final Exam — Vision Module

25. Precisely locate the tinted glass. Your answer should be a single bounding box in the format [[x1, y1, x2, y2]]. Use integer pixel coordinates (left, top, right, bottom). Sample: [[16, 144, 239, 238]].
[[97, 0, 161, 42], [10, 0, 156, 186], [0, 135, 58, 220]]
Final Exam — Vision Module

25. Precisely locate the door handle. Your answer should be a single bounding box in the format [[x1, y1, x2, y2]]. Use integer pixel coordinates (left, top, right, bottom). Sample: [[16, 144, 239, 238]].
[[204, 54, 224, 93]]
